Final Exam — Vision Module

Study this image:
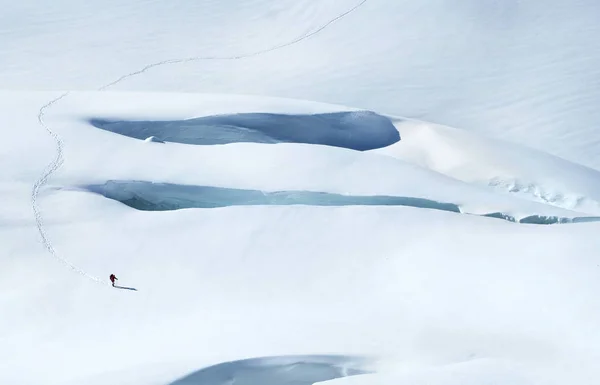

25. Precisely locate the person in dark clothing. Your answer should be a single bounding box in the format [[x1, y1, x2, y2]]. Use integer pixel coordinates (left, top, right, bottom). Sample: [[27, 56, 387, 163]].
[[109, 274, 118, 287]]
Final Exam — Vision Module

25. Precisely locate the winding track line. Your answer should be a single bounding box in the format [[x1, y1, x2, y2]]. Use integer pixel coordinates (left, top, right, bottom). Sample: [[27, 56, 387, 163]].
[[32, 0, 369, 284], [33, 92, 104, 283], [99, 0, 368, 90]]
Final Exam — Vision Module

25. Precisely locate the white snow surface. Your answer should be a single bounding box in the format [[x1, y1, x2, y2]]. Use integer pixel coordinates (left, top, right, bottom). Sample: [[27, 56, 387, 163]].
[[2, 1, 600, 385], [2, 0, 600, 169], [376, 118, 600, 215]]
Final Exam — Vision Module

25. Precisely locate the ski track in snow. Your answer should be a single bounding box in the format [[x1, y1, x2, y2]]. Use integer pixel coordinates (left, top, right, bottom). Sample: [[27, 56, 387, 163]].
[[98, 0, 368, 90], [33, 92, 105, 284], [32, 1, 369, 282]]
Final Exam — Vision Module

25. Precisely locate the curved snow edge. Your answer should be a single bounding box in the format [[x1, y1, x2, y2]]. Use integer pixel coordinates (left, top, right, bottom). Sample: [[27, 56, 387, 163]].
[[77, 180, 600, 226], [168, 354, 374, 385], [88, 110, 400, 151]]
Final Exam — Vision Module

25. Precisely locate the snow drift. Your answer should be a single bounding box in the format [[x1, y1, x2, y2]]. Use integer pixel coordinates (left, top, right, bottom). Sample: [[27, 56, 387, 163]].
[[3, 89, 600, 385], [378, 118, 600, 215]]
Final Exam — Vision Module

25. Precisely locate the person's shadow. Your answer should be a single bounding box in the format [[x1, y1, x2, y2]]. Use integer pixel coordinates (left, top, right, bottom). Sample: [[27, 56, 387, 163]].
[[114, 285, 137, 291]]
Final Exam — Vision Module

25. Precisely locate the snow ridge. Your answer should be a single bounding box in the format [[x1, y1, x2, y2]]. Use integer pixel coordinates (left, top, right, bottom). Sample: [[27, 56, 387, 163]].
[[98, 0, 368, 90], [33, 92, 105, 285], [32, 0, 369, 282]]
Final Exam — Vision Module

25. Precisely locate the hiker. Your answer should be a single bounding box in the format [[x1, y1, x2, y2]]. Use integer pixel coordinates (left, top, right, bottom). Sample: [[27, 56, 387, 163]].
[[109, 274, 118, 287]]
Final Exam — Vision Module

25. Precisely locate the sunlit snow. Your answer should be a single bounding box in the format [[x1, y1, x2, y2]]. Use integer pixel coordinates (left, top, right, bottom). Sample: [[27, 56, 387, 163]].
[[2, 1, 600, 385]]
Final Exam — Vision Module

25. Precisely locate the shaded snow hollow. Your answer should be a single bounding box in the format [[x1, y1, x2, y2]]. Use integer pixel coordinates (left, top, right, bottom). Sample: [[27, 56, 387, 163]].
[[88, 110, 400, 150], [168, 355, 371, 385], [83, 180, 600, 225]]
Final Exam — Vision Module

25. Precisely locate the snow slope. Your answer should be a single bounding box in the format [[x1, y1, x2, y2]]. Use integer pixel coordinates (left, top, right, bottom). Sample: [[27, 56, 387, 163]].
[[42, 91, 598, 221], [2, 89, 600, 385], [376, 117, 600, 215], [324, 358, 552, 385], [2, 1, 600, 385], [2, 0, 600, 168]]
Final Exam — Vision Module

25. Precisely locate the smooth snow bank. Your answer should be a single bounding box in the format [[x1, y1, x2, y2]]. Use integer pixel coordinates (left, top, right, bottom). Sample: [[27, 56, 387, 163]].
[[9, 196, 600, 384], [3, 0, 600, 169], [376, 118, 600, 215], [169, 355, 371, 385], [321, 358, 534, 385], [89, 110, 399, 150], [3, 90, 600, 384]]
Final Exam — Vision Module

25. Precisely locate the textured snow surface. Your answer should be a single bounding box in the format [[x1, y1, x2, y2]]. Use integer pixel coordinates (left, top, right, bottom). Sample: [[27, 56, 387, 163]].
[[2, 1, 600, 385]]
